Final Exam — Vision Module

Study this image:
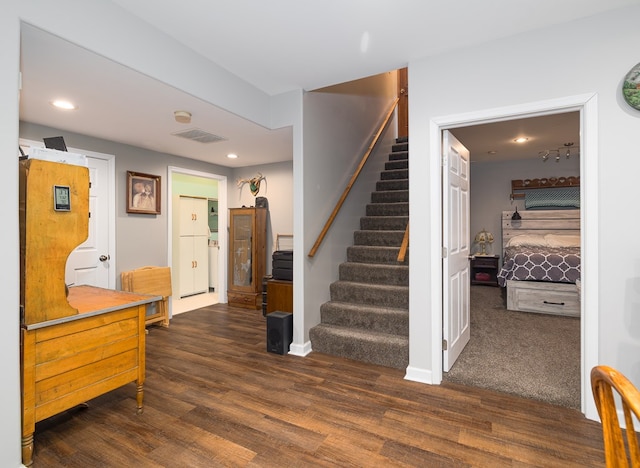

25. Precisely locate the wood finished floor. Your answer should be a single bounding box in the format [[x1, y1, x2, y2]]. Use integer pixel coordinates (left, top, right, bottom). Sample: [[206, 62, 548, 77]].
[[33, 303, 606, 467]]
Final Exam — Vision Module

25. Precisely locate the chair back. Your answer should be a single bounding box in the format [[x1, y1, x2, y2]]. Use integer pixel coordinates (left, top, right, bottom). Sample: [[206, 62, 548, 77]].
[[591, 365, 640, 467]]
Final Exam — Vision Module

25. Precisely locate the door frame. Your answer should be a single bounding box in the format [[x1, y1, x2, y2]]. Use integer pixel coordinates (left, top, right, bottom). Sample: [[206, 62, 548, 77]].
[[429, 93, 599, 419], [167, 166, 228, 304]]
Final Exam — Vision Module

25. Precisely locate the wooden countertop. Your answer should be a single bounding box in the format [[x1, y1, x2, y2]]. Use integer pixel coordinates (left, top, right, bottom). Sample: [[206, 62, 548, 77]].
[[24, 285, 161, 331]]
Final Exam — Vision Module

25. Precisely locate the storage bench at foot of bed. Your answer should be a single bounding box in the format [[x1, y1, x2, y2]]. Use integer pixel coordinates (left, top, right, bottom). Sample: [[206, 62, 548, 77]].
[[506, 280, 580, 317]]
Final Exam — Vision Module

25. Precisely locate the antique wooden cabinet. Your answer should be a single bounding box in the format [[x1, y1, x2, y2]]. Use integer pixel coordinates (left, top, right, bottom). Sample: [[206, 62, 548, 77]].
[[227, 207, 267, 309], [19, 159, 159, 466]]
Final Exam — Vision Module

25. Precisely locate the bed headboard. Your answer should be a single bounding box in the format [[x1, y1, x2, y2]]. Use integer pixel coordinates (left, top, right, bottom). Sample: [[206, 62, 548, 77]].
[[501, 209, 580, 252]]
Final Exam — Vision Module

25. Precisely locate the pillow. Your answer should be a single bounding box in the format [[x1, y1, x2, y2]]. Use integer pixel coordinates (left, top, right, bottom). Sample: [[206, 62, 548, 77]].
[[505, 234, 548, 247], [545, 234, 581, 248]]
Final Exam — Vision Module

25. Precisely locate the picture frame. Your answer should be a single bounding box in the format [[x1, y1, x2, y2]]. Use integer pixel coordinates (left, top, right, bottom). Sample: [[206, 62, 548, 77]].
[[126, 171, 161, 214]]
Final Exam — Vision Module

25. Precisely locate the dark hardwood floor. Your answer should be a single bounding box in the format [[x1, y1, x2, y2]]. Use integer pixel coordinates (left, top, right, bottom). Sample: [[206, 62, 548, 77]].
[[33, 303, 605, 467]]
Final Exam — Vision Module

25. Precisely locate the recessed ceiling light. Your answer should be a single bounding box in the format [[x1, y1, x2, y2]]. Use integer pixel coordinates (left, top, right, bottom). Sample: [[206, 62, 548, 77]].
[[227, 153, 238, 159], [513, 137, 529, 143], [51, 99, 77, 110], [487, 150, 497, 155]]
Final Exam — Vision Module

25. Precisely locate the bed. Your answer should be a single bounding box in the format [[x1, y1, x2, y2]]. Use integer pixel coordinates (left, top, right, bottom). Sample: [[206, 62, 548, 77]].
[[498, 208, 581, 317]]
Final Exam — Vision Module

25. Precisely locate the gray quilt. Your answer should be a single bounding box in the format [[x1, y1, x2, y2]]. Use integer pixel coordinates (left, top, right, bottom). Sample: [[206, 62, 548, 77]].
[[497, 246, 581, 287]]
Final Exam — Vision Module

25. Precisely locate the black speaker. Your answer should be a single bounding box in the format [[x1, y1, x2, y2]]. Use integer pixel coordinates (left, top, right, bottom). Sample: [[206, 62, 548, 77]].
[[266, 311, 293, 355]]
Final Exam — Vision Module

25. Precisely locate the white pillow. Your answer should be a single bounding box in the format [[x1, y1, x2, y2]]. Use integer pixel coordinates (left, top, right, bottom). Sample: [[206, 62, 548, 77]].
[[545, 234, 580, 248], [505, 234, 548, 247]]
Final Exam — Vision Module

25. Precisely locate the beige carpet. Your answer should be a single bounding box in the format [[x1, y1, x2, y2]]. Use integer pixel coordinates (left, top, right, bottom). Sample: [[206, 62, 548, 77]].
[[443, 285, 581, 410]]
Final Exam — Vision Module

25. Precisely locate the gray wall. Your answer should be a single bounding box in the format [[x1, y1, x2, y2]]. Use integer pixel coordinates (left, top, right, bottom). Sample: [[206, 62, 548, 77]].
[[408, 4, 640, 419]]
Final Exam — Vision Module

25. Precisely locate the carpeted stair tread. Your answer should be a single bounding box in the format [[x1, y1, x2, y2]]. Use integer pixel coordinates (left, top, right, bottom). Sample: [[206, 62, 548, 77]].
[[366, 202, 408, 217], [371, 190, 408, 203], [353, 230, 404, 247], [309, 324, 409, 369], [339, 262, 408, 285], [320, 301, 408, 335], [330, 280, 408, 308], [385, 159, 408, 171], [376, 179, 408, 191], [360, 215, 408, 231], [380, 169, 408, 180], [347, 245, 408, 264]]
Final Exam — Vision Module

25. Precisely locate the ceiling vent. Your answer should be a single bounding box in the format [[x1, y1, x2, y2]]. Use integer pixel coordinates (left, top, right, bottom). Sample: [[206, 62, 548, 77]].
[[172, 128, 227, 144]]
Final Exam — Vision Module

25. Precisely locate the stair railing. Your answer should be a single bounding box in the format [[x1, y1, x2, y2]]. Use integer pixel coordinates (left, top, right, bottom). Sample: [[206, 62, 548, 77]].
[[397, 222, 409, 262], [308, 98, 399, 258]]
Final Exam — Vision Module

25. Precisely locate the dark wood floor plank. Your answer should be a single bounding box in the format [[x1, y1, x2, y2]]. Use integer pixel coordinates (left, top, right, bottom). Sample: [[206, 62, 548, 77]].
[[31, 303, 606, 467]]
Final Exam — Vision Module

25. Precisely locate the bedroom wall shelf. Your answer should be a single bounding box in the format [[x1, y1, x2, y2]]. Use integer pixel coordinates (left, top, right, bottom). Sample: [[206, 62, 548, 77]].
[[510, 176, 580, 200]]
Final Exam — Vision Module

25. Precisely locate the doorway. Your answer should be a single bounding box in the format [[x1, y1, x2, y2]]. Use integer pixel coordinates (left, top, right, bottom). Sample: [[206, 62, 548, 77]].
[[432, 93, 599, 418], [168, 166, 228, 315]]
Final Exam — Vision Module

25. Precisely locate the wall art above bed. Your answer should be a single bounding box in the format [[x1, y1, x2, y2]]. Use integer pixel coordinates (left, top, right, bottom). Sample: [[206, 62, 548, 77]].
[[509, 176, 580, 207]]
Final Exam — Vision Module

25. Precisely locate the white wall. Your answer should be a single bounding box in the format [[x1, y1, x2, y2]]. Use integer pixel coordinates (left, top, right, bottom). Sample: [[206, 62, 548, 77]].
[[301, 71, 398, 351], [408, 5, 640, 419]]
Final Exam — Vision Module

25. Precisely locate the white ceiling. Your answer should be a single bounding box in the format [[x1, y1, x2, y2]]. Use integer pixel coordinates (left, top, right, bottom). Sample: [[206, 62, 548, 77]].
[[19, 1, 639, 166]]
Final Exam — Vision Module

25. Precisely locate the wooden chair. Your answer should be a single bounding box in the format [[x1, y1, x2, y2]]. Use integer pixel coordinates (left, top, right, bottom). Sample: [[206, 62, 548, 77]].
[[591, 365, 640, 467], [121, 266, 172, 327]]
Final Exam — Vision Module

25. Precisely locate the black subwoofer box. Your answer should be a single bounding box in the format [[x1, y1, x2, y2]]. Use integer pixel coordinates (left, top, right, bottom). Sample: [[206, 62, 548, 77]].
[[266, 311, 293, 355]]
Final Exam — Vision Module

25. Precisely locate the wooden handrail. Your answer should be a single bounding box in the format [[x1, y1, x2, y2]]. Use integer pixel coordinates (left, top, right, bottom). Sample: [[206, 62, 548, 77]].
[[308, 98, 400, 258], [397, 222, 409, 262]]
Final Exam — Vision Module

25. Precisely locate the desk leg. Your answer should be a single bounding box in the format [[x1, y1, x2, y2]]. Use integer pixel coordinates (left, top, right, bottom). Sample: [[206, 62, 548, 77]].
[[22, 433, 33, 467], [136, 383, 144, 415]]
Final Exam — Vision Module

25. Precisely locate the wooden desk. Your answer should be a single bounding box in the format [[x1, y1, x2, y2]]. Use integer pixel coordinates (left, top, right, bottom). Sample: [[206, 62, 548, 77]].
[[21, 285, 160, 467]]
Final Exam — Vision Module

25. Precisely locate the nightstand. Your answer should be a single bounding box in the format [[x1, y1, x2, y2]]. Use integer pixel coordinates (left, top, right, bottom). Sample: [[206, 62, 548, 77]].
[[470, 255, 500, 287]]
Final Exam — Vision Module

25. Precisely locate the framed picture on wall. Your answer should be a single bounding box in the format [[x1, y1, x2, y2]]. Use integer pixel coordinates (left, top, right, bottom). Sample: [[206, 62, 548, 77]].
[[127, 171, 161, 214]]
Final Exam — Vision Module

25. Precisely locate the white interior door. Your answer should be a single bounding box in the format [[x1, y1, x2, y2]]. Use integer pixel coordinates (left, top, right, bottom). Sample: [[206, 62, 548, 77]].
[[65, 155, 111, 288], [442, 130, 471, 371]]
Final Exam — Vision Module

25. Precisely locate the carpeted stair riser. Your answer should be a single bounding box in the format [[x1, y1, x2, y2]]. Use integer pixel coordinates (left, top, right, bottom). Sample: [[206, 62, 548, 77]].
[[389, 151, 408, 161], [310, 137, 410, 370], [360, 216, 408, 231], [353, 230, 404, 247], [309, 325, 408, 369], [319, 302, 408, 335], [347, 245, 408, 264], [380, 169, 409, 180], [366, 202, 408, 217], [339, 262, 408, 286], [385, 159, 408, 171], [330, 281, 408, 309], [376, 179, 408, 191], [371, 190, 408, 203], [392, 142, 408, 152]]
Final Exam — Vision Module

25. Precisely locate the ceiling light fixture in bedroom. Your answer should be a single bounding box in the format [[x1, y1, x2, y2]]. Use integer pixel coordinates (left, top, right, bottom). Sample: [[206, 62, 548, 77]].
[[540, 142, 579, 162]]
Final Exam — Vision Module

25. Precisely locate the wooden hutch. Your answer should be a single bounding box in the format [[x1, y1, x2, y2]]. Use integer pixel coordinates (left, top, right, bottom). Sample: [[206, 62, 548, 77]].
[[19, 159, 159, 466]]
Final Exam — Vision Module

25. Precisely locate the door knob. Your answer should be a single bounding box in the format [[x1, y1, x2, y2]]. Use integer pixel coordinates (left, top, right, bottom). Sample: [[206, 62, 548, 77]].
[[99, 254, 110, 262]]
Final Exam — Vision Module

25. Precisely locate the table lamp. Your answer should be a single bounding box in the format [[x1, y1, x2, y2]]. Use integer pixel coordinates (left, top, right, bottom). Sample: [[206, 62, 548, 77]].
[[474, 228, 494, 256]]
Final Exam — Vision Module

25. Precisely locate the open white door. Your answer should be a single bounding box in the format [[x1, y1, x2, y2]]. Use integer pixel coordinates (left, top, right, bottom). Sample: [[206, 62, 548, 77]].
[[442, 130, 471, 371]]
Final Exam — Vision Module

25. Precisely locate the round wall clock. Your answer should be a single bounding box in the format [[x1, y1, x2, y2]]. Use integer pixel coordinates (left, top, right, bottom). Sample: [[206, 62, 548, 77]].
[[622, 62, 640, 110]]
